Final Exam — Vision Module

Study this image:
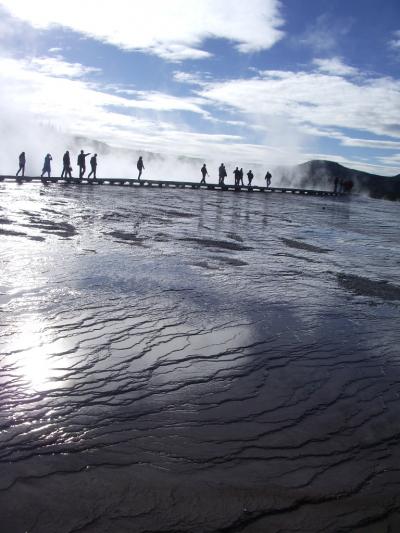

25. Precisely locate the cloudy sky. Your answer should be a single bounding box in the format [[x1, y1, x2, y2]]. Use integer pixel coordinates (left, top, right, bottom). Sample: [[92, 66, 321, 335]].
[[0, 0, 399, 175]]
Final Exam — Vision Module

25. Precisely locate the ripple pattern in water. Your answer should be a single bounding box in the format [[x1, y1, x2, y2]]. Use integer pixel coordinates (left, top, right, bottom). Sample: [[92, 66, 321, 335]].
[[1, 183, 400, 532]]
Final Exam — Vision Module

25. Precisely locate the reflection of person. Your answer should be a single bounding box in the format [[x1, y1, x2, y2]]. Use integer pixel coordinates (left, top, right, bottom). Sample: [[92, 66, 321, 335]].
[[16, 152, 26, 177], [247, 170, 254, 186], [137, 156, 145, 179], [61, 150, 72, 178], [218, 163, 227, 185], [77, 150, 91, 179], [41, 153, 52, 178], [88, 154, 98, 179], [200, 164, 208, 184], [265, 171, 272, 187]]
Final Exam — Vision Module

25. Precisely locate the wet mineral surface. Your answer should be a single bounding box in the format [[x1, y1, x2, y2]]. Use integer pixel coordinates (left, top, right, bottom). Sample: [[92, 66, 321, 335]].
[[1, 183, 400, 532]]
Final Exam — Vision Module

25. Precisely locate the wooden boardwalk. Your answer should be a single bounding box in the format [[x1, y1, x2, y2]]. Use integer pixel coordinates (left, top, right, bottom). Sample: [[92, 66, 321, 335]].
[[0, 175, 343, 197]]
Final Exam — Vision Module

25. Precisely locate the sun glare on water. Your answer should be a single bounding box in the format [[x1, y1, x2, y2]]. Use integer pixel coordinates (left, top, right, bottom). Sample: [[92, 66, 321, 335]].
[[15, 316, 61, 392]]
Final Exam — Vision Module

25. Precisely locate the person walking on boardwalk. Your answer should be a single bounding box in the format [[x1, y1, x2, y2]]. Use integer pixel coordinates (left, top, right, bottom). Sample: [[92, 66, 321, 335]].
[[137, 156, 145, 180], [247, 169, 254, 186], [77, 150, 91, 179], [41, 153, 52, 178], [61, 150, 72, 178], [218, 163, 227, 185], [233, 167, 241, 186], [200, 163, 208, 184], [265, 170, 272, 187], [88, 154, 98, 179], [16, 152, 26, 177]]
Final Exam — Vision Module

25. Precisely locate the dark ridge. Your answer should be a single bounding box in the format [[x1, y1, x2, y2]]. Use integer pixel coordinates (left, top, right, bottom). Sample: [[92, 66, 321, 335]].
[[281, 238, 331, 254], [107, 230, 146, 246], [280, 160, 400, 200], [179, 237, 252, 251], [337, 273, 400, 301]]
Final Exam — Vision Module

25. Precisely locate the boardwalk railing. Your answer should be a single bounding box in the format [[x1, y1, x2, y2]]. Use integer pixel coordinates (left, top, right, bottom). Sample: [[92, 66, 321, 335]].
[[0, 175, 344, 197]]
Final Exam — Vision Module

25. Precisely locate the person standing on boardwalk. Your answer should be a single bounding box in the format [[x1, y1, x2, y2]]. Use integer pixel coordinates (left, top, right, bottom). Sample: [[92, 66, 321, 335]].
[[239, 168, 244, 186], [233, 167, 241, 186], [77, 150, 91, 179], [265, 171, 272, 187], [61, 150, 72, 178], [218, 163, 227, 185], [88, 154, 98, 179], [247, 170, 254, 186], [333, 176, 339, 193], [137, 156, 145, 180], [41, 154, 52, 178], [16, 152, 26, 177], [200, 164, 208, 184]]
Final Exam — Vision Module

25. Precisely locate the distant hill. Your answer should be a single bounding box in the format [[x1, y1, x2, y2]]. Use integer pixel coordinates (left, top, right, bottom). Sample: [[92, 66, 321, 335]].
[[279, 160, 400, 200]]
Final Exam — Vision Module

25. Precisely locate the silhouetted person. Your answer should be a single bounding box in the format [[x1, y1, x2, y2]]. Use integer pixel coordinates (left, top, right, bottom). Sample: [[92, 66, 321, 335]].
[[88, 154, 98, 179], [333, 176, 339, 193], [339, 179, 344, 193], [233, 167, 241, 186], [77, 150, 90, 179], [200, 163, 208, 184], [137, 156, 145, 179], [343, 180, 354, 193], [239, 168, 244, 186], [265, 171, 272, 187], [218, 163, 227, 185], [247, 170, 254, 186], [61, 150, 72, 178], [41, 154, 52, 178], [16, 152, 26, 177]]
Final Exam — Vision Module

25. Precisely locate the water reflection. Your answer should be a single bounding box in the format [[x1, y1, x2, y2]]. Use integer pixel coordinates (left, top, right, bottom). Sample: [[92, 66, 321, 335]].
[[12, 316, 64, 393]]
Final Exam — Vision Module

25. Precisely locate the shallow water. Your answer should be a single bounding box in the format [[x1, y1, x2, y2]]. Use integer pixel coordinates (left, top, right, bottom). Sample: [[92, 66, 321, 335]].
[[1, 182, 400, 532]]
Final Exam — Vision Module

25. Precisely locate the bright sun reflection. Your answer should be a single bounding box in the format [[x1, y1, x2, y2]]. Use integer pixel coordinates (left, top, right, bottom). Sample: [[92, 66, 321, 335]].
[[15, 317, 57, 392]]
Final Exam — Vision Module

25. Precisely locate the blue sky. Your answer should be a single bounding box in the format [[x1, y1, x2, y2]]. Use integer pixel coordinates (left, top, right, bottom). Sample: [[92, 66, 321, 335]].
[[0, 0, 399, 175]]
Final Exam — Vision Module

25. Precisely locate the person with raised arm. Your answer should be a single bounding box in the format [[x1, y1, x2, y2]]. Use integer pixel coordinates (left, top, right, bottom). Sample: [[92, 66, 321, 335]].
[[77, 150, 91, 179]]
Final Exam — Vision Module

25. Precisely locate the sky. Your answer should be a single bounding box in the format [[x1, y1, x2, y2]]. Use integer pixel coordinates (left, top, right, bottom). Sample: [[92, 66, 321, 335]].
[[0, 0, 399, 176]]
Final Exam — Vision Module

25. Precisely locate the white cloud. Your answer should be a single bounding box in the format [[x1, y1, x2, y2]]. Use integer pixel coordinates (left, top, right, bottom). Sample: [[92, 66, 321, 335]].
[[0, 0, 284, 61], [198, 69, 400, 140], [313, 57, 358, 76], [2, 53, 398, 172], [298, 13, 353, 53], [31, 57, 101, 78], [0, 55, 275, 165], [173, 71, 207, 86], [389, 30, 400, 51]]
